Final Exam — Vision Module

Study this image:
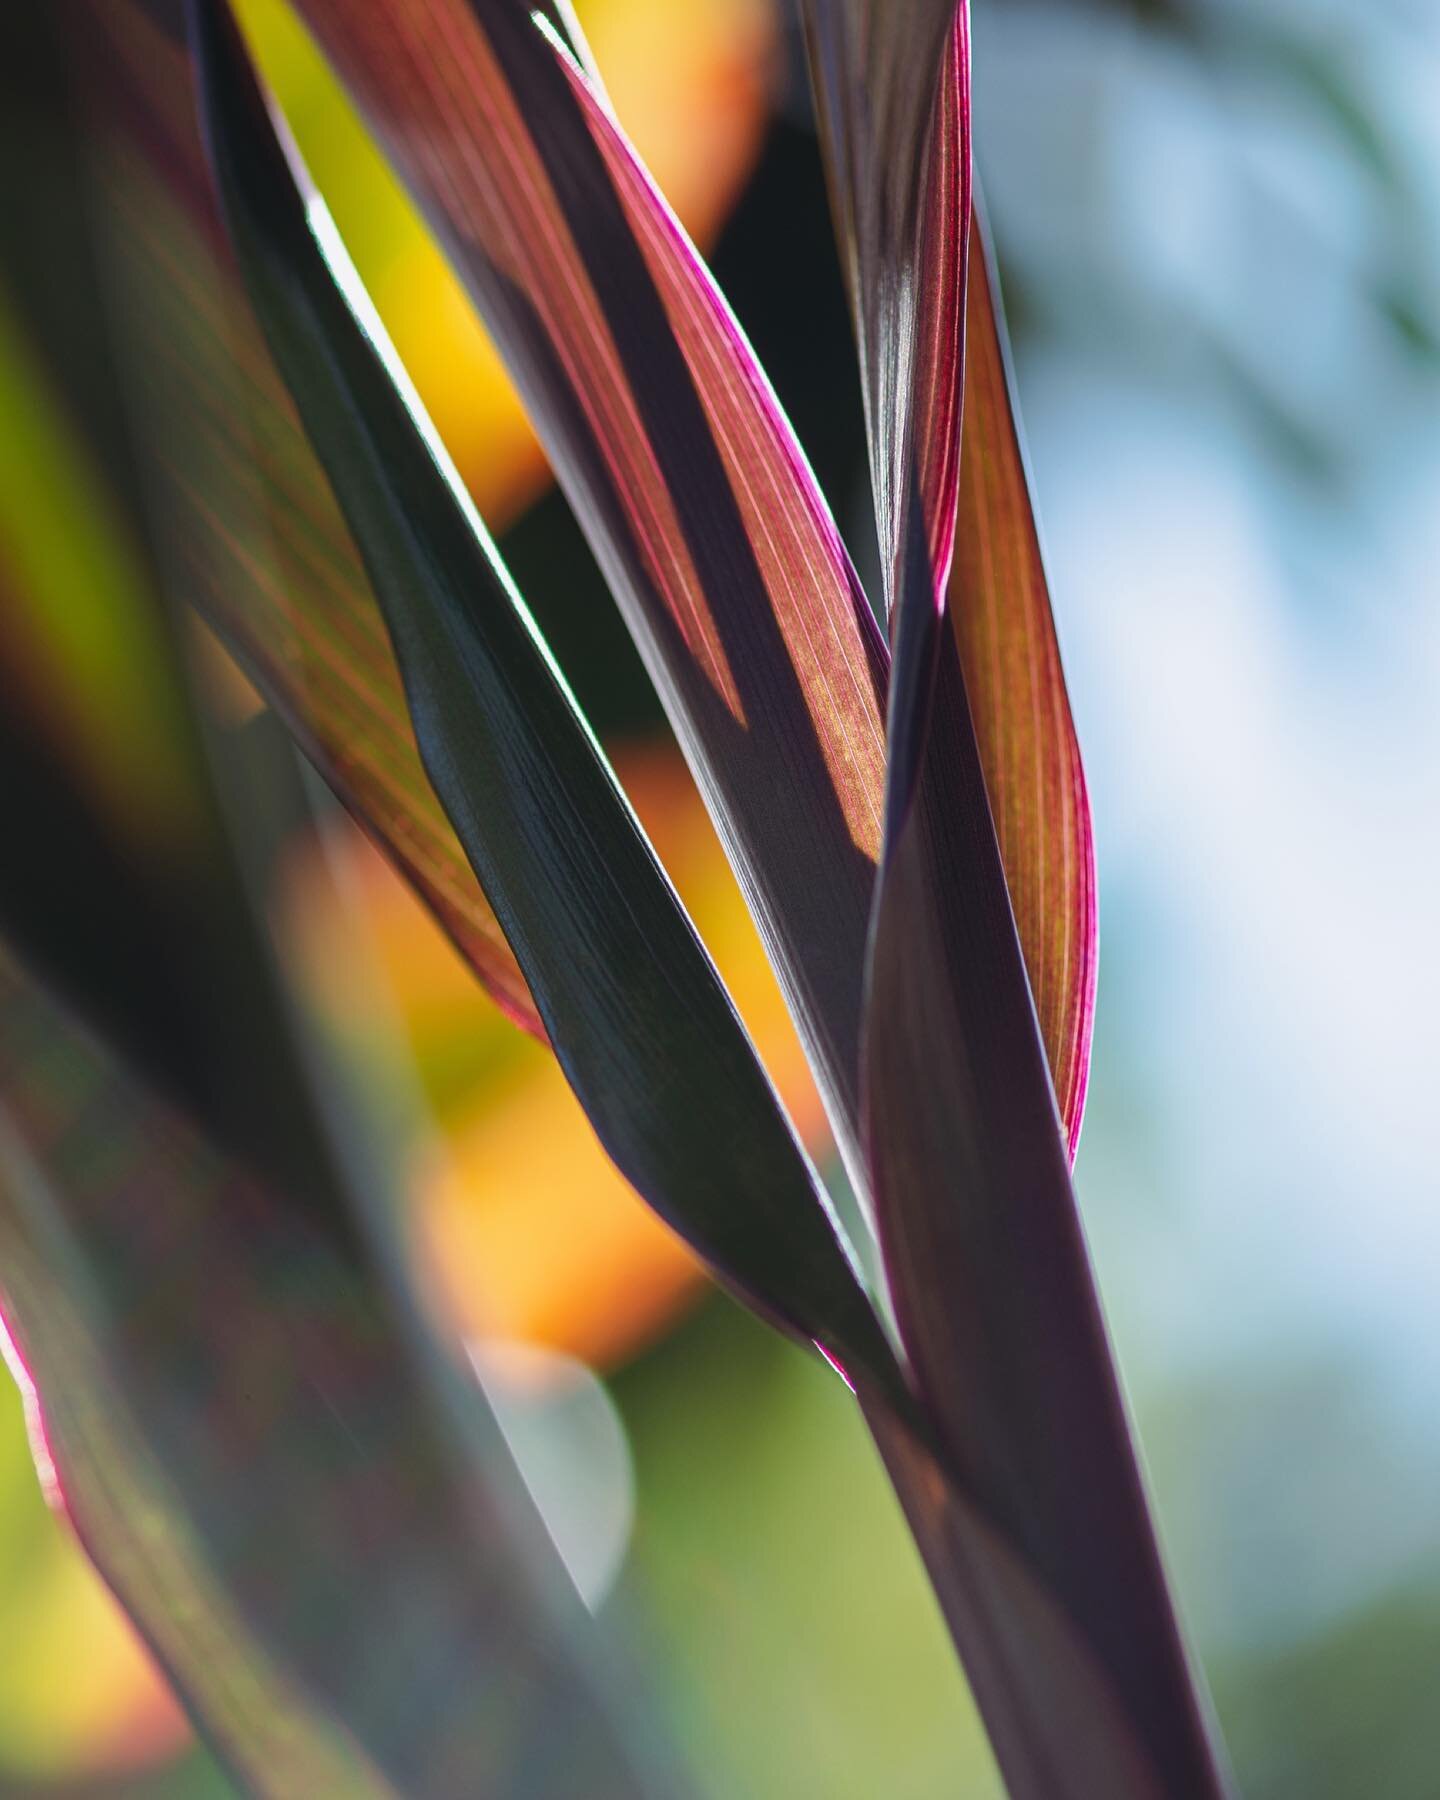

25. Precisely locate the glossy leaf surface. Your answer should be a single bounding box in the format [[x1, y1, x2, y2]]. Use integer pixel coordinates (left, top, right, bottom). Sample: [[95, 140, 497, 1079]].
[[287, 0, 892, 1191], [949, 212, 1097, 1157], [0, 17, 680, 1788], [191, 0, 901, 1399], [798, 9, 1227, 1793], [63, 0, 545, 1042]]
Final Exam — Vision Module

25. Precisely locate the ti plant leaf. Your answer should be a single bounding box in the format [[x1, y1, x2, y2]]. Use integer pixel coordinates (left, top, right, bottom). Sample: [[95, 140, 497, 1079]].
[[2, 0, 1232, 1794], [800, 0, 1095, 1155], [187, 0, 905, 1406], [281, 0, 893, 1200], [800, 4, 1228, 1795], [799, 0, 968, 626], [0, 948, 673, 1800], [44, 0, 545, 1043], [0, 19, 682, 1784], [950, 207, 1097, 1160]]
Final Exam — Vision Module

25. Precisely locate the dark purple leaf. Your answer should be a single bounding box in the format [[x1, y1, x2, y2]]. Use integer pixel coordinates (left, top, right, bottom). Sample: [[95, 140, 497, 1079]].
[[188, 0, 902, 1396], [284, 0, 893, 1196], [800, 6, 1228, 1792], [801, 2, 1095, 1154]]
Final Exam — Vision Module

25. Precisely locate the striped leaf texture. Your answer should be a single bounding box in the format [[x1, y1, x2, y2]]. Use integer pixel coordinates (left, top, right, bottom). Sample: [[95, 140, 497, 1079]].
[[801, 1, 1094, 1155], [949, 209, 1097, 1160], [285, 0, 893, 1194], [188, 0, 900, 1396]]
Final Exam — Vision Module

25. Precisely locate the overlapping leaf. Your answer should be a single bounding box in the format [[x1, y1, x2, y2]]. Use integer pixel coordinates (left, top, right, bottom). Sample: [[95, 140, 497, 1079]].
[[0, 20, 677, 1767], [53, 0, 543, 1041], [800, 1, 1095, 1153], [0, 948, 672, 1800], [8, 0, 1222, 1789], [31, 0, 900, 1386], [800, 7, 1227, 1794], [949, 211, 1097, 1157], [799, 0, 967, 621], [188, 0, 902, 1400], [284, 0, 892, 1192], [34, 7, 888, 1374], [1, 8, 888, 1784], [234, 18, 1195, 1790]]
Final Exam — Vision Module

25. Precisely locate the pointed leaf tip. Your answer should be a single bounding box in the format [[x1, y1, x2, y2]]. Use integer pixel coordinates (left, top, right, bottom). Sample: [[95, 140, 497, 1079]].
[[190, 0, 902, 1401], [286, 0, 893, 1199]]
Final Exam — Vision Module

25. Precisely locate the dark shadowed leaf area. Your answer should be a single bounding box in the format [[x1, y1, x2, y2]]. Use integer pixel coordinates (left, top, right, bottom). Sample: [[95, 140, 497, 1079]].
[[188, 0, 904, 1404]]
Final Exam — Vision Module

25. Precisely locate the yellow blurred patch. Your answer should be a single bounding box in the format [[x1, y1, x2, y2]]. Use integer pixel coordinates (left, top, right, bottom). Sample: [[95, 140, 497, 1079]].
[[587, 0, 774, 244], [0, 1389, 188, 1783], [417, 1055, 708, 1371], [285, 740, 826, 1369], [0, 298, 198, 852]]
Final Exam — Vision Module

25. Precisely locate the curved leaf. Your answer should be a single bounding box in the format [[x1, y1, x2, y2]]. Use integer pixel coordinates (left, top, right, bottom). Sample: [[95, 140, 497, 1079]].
[[286, 0, 891, 1196], [799, 3, 1095, 1153], [189, 0, 902, 1401], [798, 9, 1227, 1791], [0, 16, 679, 1773], [950, 211, 1097, 1158], [65, 0, 544, 1042], [0, 948, 670, 1800], [799, 0, 967, 619]]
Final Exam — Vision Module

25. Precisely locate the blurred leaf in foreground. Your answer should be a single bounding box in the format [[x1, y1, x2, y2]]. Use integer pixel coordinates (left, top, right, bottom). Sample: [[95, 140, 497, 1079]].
[[0, 8, 685, 1788]]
